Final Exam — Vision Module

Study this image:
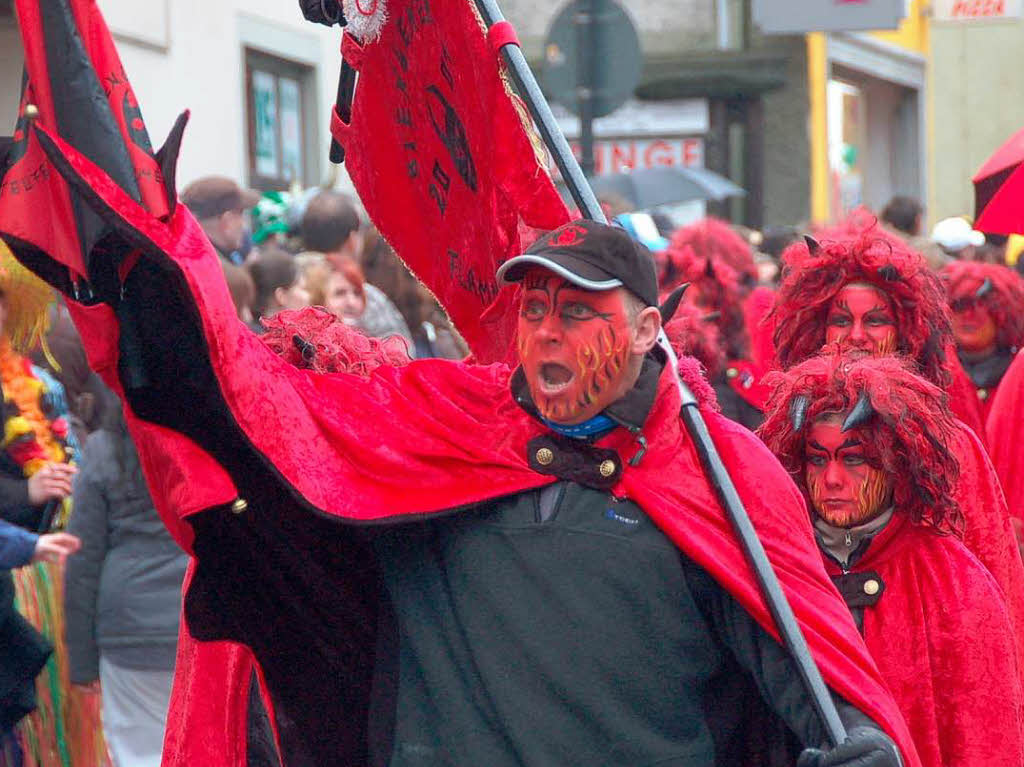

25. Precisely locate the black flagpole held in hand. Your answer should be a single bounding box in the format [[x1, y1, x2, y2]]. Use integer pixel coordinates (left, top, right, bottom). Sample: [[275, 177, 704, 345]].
[[472, 0, 847, 748]]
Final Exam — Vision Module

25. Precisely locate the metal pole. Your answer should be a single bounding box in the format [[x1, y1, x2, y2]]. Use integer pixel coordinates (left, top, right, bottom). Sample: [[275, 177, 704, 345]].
[[473, 0, 605, 222], [473, 0, 847, 748], [575, 0, 596, 178], [675, 374, 848, 747]]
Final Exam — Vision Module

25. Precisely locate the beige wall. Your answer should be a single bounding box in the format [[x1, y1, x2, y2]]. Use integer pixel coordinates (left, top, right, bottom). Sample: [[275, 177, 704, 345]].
[[930, 19, 1024, 226]]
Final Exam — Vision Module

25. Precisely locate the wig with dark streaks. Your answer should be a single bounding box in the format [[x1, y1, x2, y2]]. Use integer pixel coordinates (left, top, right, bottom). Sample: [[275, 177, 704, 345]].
[[759, 352, 962, 535], [665, 301, 726, 380], [771, 219, 953, 387], [261, 307, 411, 376], [659, 242, 748, 360], [940, 260, 1024, 352], [662, 217, 758, 286]]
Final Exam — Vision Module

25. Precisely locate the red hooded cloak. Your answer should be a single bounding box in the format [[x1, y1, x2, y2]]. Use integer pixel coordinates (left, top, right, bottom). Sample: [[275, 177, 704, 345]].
[[822, 516, 1024, 767]]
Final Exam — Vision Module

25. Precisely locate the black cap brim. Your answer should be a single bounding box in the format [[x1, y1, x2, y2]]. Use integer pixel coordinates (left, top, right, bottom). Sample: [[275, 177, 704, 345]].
[[495, 252, 624, 291]]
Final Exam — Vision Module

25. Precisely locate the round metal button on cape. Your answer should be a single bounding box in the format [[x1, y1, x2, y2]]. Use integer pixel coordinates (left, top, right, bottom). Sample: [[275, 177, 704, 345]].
[[863, 579, 880, 596], [536, 447, 555, 466], [599, 459, 617, 478], [231, 498, 249, 515]]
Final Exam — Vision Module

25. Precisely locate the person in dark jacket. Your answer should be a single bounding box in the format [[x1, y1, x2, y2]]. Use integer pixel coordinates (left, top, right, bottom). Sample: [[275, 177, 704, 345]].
[[64, 400, 188, 767], [0, 482, 79, 767]]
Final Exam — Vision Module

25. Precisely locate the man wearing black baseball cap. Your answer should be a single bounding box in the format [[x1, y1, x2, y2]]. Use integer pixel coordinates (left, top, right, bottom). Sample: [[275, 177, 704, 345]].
[[496, 219, 664, 433]]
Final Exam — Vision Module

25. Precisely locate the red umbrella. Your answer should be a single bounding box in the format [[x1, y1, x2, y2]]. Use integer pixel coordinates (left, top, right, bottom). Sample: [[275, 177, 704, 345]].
[[974, 126, 1024, 234]]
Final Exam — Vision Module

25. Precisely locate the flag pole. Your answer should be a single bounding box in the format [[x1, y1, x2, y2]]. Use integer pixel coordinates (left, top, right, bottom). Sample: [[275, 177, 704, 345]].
[[473, 0, 605, 223], [473, 0, 847, 747]]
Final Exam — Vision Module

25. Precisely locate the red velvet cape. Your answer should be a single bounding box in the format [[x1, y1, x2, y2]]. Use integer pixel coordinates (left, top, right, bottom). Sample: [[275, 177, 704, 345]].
[[823, 515, 1024, 767], [943, 415, 1024, 683], [25, 150, 920, 763], [949, 354, 988, 444], [988, 350, 1024, 524]]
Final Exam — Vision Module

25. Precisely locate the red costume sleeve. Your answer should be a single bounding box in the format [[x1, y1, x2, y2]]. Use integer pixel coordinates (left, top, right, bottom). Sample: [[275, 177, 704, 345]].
[[946, 417, 1024, 682], [827, 518, 1024, 767], [948, 353, 988, 442], [988, 350, 1024, 523], [743, 285, 777, 372]]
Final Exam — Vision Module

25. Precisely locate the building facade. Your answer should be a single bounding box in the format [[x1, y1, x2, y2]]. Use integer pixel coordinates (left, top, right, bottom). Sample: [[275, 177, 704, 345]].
[[506, 0, 812, 229], [8, 0, 998, 234], [806, 4, 930, 225], [929, 15, 1024, 224]]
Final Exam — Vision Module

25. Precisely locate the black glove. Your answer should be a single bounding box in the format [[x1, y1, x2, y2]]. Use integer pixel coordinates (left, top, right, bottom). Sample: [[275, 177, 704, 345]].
[[798, 727, 902, 767], [298, 0, 343, 26]]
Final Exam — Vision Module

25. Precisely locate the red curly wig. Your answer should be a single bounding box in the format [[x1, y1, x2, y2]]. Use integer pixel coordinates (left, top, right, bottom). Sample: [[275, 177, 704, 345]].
[[759, 353, 962, 534], [665, 301, 726, 379], [940, 260, 1024, 352], [664, 217, 757, 286], [260, 307, 411, 375], [659, 242, 748, 360], [771, 222, 953, 386]]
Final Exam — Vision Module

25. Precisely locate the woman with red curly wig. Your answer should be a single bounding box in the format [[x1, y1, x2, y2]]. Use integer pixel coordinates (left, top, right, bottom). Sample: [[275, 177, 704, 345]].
[[940, 261, 1024, 424], [771, 227, 984, 435], [760, 353, 1024, 767], [770, 226, 1024, 651]]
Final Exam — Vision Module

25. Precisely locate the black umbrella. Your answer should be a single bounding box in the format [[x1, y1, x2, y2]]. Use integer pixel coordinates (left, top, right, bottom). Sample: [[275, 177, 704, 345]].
[[590, 166, 746, 209]]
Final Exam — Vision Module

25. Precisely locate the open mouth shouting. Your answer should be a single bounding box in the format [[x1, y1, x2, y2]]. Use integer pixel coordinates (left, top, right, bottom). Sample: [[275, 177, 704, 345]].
[[538, 362, 576, 395]]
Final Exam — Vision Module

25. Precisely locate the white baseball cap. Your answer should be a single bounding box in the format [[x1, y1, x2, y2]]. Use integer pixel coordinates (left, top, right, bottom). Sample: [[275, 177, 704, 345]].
[[931, 217, 985, 252]]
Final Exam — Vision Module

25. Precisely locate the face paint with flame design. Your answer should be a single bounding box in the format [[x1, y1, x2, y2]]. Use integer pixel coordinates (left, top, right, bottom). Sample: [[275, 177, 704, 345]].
[[517, 270, 632, 424], [824, 283, 898, 358], [804, 418, 892, 528]]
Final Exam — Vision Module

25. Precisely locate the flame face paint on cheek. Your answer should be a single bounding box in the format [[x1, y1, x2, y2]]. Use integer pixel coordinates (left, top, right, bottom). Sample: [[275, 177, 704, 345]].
[[517, 273, 633, 424], [570, 320, 630, 416], [807, 463, 890, 527], [856, 467, 888, 520], [805, 420, 891, 527]]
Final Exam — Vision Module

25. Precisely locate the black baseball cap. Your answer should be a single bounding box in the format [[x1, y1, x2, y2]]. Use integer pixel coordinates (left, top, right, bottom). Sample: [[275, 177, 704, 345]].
[[496, 219, 659, 307]]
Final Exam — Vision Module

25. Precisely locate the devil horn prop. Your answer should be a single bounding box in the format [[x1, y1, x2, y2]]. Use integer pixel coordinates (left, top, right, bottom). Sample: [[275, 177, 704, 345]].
[[155, 111, 190, 218], [975, 277, 994, 299], [293, 334, 317, 363], [878, 265, 901, 282], [803, 235, 820, 254], [841, 391, 875, 433], [789, 394, 811, 432], [659, 283, 689, 325]]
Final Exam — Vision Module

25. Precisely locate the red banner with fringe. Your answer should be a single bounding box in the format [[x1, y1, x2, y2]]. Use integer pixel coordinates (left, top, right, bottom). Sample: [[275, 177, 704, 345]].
[[330, 0, 569, 364]]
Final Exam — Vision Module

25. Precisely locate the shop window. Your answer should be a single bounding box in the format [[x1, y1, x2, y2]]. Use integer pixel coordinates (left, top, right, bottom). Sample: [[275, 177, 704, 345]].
[[245, 49, 316, 191]]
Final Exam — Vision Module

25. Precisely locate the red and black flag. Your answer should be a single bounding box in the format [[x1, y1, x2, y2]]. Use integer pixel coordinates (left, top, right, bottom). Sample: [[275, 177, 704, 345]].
[[329, 0, 570, 364], [0, 0, 175, 294]]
